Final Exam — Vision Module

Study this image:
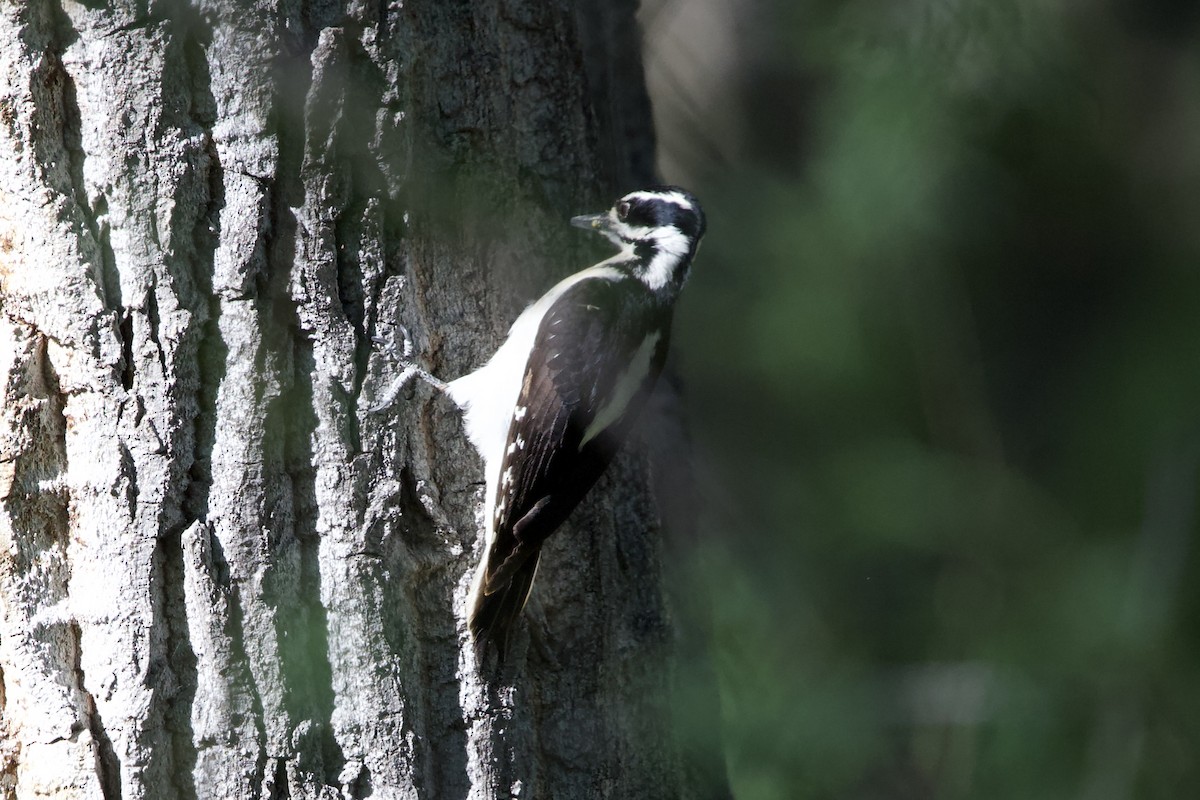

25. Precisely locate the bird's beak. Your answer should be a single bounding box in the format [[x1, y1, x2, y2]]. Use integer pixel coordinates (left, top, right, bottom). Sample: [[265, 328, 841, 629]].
[[570, 212, 611, 233]]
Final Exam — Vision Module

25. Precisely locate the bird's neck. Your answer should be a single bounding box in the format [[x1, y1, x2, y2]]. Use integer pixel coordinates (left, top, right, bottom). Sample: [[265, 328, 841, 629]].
[[594, 235, 695, 298], [633, 235, 693, 295]]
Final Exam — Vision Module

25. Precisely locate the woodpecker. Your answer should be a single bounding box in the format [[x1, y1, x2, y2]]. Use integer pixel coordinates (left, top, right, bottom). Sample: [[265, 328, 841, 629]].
[[379, 187, 706, 654]]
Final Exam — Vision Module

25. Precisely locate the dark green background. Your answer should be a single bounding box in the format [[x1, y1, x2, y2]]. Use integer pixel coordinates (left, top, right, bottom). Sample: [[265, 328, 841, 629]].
[[658, 1, 1200, 796]]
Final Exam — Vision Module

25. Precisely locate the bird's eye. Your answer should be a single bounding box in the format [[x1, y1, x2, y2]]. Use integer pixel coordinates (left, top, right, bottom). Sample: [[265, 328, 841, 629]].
[[616, 201, 631, 220]]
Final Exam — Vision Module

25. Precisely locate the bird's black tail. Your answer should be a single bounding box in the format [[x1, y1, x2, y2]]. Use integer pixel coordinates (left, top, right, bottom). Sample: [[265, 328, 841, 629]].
[[469, 552, 540, 661]]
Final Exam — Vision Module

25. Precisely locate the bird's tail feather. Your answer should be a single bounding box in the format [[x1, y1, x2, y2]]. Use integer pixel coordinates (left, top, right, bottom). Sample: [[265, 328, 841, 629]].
[[469, 553, 540, 660]]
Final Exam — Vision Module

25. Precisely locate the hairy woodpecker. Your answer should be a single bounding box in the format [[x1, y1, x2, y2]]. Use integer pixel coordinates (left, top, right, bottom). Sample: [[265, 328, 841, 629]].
[[380, 187, 706, 653]]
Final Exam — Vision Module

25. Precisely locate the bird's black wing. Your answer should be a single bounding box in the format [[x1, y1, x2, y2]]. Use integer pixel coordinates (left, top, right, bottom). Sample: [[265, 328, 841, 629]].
[[470, 275, 670, 644]]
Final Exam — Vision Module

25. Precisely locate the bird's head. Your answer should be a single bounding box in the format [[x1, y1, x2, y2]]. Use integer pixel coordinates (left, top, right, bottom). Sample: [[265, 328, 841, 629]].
[[571, 187, 706, 291]]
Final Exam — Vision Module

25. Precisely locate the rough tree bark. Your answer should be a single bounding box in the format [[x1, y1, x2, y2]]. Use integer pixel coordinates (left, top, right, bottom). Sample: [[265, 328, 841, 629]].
[[0, 1, 724, 799]]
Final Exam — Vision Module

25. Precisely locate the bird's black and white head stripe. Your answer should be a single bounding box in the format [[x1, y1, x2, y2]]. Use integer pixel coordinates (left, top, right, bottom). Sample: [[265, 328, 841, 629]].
[[571, 186, 706, 291]]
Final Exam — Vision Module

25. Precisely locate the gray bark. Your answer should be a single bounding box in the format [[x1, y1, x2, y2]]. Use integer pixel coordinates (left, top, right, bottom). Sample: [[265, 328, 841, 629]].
[[0, 1, 723, 799]]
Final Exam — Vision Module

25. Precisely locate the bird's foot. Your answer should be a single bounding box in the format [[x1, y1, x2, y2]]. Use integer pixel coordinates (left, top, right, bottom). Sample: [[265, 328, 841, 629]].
[[369, 324, 449, 413]]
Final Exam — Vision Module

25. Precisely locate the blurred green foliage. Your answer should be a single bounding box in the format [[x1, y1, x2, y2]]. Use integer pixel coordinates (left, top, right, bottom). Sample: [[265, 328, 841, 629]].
[[662, 0, 1200, 796]]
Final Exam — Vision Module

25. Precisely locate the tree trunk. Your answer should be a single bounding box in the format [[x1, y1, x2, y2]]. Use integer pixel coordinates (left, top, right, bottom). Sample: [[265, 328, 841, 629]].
[[0, 1, 724, 799]]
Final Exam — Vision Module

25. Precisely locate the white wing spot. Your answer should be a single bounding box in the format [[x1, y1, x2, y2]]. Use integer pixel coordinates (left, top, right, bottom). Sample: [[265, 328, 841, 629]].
[[515, 406, 527, 420]]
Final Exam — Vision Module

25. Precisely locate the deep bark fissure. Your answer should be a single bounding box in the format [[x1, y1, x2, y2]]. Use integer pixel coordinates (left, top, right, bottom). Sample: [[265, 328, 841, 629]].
[[278, 321, 345, 784], [202, 527, 269, 790], [145, 283, 167, 381], [269, 756, 291, 800], [333, 194, 367, 456], [69, 621, 120, 800], [266, 24, 347, 783], [151, 528, 200, 800], [334, 204, 367, 336], [336, 208, 392, 444], [178, 201, 223, 511], [117, 312, 135, 391], [148, 6, 226, 794], [170, 0, 223, 524], [263, 233, 347, 790], [391, 461, 470, 799], [95, 207, 122, 320], [116, 439, 139, 522]]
